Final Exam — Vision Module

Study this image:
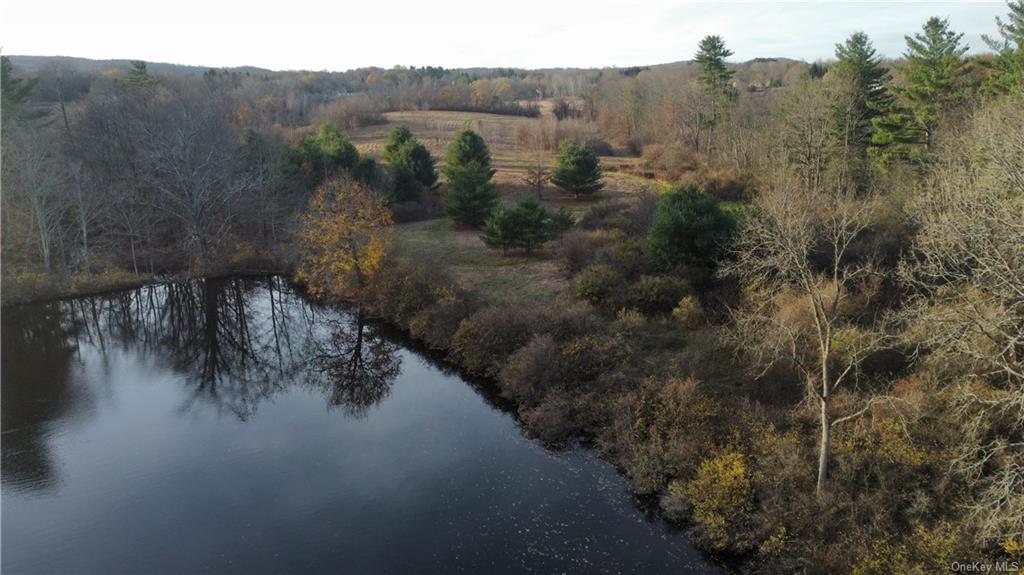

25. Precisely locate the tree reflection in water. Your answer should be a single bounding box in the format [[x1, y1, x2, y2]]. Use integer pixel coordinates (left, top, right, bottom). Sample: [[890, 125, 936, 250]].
[[311, 310, 402, 417], [1, 277, 403, 475]]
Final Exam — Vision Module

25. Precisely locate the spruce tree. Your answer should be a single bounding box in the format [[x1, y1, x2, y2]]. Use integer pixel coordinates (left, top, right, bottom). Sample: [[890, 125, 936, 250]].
[[551, 141, 603, 199], [871, 17, 969, 168]]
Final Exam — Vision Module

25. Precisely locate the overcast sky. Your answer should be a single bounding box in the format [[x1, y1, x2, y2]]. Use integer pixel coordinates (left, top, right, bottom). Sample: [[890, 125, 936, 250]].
[[1, 1, 1010, 71]]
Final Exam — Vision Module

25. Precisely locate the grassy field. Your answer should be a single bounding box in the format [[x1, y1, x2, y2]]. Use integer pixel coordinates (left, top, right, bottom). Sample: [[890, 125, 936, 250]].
[[349, 108, 665, 305], [348, 110, 655, 204]]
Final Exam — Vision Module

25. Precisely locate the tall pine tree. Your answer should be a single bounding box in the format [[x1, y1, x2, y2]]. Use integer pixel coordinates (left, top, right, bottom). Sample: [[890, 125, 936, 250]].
[[982, 0, 1024, 94], [694, 35, 735, 151], [871, 17, 969, 169], [832, 33, 893, 155]]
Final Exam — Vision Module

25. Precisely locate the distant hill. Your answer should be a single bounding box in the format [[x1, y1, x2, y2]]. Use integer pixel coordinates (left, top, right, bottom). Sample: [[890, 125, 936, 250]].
[[6, 55, 272, 77], [6, 55, 804, 77]]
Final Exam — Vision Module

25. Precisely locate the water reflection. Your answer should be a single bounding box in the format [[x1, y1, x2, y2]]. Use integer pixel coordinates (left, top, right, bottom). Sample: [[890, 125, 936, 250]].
[[1, 276, 401, 490], [312, 312, 402, 416], [1, 303, 82, 491]]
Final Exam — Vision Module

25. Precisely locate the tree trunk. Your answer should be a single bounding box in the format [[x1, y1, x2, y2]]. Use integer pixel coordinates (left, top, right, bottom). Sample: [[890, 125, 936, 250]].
[[816, 396, 831, 499]]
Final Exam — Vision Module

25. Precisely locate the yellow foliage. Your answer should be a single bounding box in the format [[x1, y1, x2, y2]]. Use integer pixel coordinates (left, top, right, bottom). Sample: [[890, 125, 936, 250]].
[[296, 177, 393, 300], [684, 451, 753, 550], [852, 524, 958, 575]]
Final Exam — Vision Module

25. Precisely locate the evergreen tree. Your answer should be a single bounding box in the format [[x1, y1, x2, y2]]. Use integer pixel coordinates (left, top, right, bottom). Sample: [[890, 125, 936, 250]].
[[871, 17, 969, 168], [126, 60, 156, 88], [551, 141, 603, 199], [382, 125, 414, 164], [383, 126, 437, 202], [395, 140, 438, 188], [442, 129, 496, 226], [647, 185, 735, 271], [444, 162, 498, 226], [443, 128, 493, 178], [982, 0, 1024, 94], [694, 35, 736, 150], [480, 197, 555, 254], [831, 33, 893, 159], [695, 35, 735, 98], [286, 124, 360, 185]]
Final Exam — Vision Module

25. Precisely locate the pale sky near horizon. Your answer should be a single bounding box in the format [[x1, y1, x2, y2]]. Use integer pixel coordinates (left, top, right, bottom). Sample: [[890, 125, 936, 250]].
[[1, 1, 1011, 71]]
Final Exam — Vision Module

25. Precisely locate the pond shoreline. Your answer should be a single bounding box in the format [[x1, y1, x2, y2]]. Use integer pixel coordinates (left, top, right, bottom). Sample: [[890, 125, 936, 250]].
[[2, 275, 726, 574]]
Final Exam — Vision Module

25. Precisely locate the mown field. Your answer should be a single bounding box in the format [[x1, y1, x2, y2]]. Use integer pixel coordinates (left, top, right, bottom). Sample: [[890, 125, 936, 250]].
[[348, 109, 661, 305]]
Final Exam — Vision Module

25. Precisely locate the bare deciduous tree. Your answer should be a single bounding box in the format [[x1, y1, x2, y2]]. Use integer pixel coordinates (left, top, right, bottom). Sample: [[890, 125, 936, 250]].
[[902, 92, 1024, 544]]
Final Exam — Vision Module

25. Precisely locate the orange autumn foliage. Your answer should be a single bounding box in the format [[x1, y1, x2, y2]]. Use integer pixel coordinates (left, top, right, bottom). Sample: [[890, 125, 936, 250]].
[[296, 177, 393, 301]]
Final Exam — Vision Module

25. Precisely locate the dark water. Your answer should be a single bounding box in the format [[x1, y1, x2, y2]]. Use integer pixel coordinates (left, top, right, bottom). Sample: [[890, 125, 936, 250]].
[[1, 277, 720, 574]]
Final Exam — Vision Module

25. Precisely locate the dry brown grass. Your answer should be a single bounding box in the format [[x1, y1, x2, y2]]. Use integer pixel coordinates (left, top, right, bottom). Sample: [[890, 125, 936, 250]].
[[347, 109, 652, 206], [357, 109, 665, 307]]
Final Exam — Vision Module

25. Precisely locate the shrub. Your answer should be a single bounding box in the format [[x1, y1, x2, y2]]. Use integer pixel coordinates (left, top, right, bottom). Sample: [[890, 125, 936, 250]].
[[560, 230, 598, 274], [558, 333, 626, 384], [598, 237, 648, 281], [679, 167, 755, 202], [647, 185, 735, 271], [671, 295, 705, 328], [409, 297, 477, 351], [632, 376, 722, 481], [682, 450, 754, 550], [629, 275, 689, 316], [537, 299, 604, 341], [499, 334, 564, 403], [518, 391, 579, 445], [451, 305, 535, 376], [575, 264, 628, 309]]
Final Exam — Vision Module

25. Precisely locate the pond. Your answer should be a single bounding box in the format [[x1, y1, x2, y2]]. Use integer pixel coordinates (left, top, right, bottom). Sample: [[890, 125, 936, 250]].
[[1, 277, 721, 574]]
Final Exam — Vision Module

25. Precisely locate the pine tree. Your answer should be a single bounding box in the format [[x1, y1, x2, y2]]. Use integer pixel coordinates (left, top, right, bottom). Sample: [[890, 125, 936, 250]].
[[551, 141, 603, 199], [695, 35, 735, 98], [832, 33, 893, 156], [443, 129, 496, 226], [871, 17, 969, 168], [982, 0, 1024, 94], [382, 125, 414, 164], [126, 60, 156, 88], [480, 197, 555, 255], [444, 162, 498, 227], [383, 126, 437, 202], [694, 35, 736, 150], [443, 128, 493, 178]]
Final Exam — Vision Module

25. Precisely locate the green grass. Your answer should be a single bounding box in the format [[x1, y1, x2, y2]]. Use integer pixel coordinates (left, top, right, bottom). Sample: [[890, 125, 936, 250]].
[[392, 218, 567, 305]]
